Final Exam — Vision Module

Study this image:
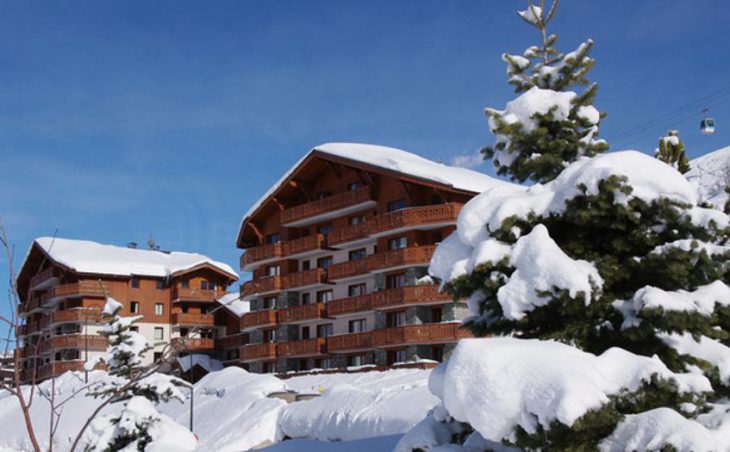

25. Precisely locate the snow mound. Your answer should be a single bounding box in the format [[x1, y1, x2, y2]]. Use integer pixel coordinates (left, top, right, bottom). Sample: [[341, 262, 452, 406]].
[[428, 338, 710, 443], [687, 145, 730, 210]]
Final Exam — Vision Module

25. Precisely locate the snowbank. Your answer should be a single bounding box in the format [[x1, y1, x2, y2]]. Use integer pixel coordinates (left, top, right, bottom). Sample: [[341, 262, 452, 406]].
[[687, 145, 730, 210]]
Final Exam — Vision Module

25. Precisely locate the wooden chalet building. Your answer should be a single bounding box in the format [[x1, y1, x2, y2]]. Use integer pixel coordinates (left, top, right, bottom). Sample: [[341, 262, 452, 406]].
[[237, 143, 504, 373], [16, 238, 240, 383]]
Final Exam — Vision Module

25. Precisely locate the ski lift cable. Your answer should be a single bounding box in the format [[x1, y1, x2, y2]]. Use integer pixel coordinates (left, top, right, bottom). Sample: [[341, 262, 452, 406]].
[[607, 86, 730, 145]]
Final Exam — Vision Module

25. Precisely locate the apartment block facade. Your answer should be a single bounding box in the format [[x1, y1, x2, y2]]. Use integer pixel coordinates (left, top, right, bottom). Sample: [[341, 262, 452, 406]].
[[237, 143, 503, 373], [16, 238, 240, 383]]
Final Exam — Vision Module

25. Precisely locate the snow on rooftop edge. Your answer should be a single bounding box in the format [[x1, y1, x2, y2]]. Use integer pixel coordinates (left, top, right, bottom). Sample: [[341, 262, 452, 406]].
[[29, 237, 238, 280], [238, 142, 509, 238], [216, 292, 250, 317]]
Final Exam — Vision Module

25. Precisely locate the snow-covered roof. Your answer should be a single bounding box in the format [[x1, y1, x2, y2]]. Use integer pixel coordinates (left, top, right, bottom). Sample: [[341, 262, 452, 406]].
[[239, 142, 507, 238], [28, 237, 238, 280], [687, 145, 730, 210], [216, 292, 250, 317]]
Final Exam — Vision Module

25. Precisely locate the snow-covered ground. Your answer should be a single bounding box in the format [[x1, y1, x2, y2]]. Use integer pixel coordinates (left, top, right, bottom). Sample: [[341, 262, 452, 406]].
[[0, 367, 436, 451], [687, 145, 730, 209]]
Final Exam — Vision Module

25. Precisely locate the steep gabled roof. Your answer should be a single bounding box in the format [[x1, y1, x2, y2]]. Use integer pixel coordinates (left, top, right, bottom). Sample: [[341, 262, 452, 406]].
[[23, 237, 238, 280], [238, 142, 506, 246]]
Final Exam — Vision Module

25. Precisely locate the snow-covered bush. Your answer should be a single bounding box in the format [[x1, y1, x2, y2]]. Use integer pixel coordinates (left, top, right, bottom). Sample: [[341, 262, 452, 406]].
[[79, 297, 196, 451], [399, 2, 730, 450], [655, 129, 690, 174]]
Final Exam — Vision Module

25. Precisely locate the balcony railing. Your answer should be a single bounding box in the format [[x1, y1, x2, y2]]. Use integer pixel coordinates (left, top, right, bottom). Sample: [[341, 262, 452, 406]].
[[327, 294, 373, 316], [372, 285, 450, 309], [30, 268, 58, 290], [171, 337, 215, 351], [171, 312, 214, 326], [241, 276, 282, 297], [41, 281, 109, 305], [48, 334, 107, 351], [241, 342, 277, 361], [327, 259, 370, 281], [282, 234, 327, 256], [368, 246, 436, 272], [173, 287, 226, 302], [52, 309, 102, 324], [279, 303, 326, 324], [365, 204, 462, 236], [240, 242, 283, 269], [278, 338, 326, 358], [242, 309, 278, 329], [215, 333, 248, 350], [281, 187, 373, 225], [327, 332, 373, 352], [281, 268, 327, 290], [327, 223, 368, 247], [372, 323, 471, 347]]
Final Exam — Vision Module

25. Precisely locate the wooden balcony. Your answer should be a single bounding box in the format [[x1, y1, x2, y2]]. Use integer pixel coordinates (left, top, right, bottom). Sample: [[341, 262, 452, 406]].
[[366, 204, 462, 237], [327, 259, 370, 281], [42, 281, 108, 305], [171, 312, 214, 326], [48, 335, 107, 351], [372, 285, 450, 309], [52, 309, 102, 324], [278, 338, 326, 358], [241, 342, 277, 362], [242, 309, 278, 330], [30, 267, 59, 291], [281, 268, 327, 290], [173, 287, 226, 302], [368, 246, 436, 272], [215, 333, 248, 350], [240, 242, 283, 269], [171, 337, 215, 351], [328, 223, 368, 247], [327, 294, 373, 316], [281, 187, 374, 226], [241, 276, 282, 297], [279, 303, 326, 324], [372, 323, 471, 347], [327, 332, 373, 352], [282, 234, 327, 256]]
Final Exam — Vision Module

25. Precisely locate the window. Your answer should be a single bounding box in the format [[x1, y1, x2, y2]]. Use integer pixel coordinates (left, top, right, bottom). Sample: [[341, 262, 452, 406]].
[[387, 349, 407, 365], [317, 323, 333, 338], [154, 327, 163, 340], [302, 260, 311, 271], [155, 279, 164, 290], [226, 349, 239, 361], [432, 231, 443, 244], [386, 311, 406, 327], [130, 326, 140, 333], [316, 290, 333, 303], [348, 248, 367, 261], [388, 236, 407, 250], [386, 273, 406, 289], [266, 233, 281, 244], [317, 256, 333, 269], [387, 199, 407, 212], [300, 293, 311, 305], [263, 329, 276, 343], [347, 354, 366, 367], [264, 297, 276, 310], [315, 358, 332, 369], [432, 307, 443, 323], [348, 215, 365, 226], [153, 352, 163, 363], [432, 345, 444, 362], [181, 278, 189, 289], [431, 195, 443, 205], [130, 301, 140, 314], [201, 280, 218, 290], [348, 182, 362, 191], [316, 190, 332, 200], [266, 265, 280, 277], [348, 283, 366, 297], [301, 326, 310, 340], [317, 224, 333, 237], [348, 319, 366, 333], [263, 362, 276, 373], [155, 303, 164, 316], [131, 277, 140, 289]]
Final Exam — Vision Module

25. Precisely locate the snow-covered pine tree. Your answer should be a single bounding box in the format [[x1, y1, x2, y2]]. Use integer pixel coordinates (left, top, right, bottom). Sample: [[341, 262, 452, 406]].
[[79, 297, 196, 452], [398, 3, 730, 451], [481, 0, 608, 184], [656, 129, 690, 174]]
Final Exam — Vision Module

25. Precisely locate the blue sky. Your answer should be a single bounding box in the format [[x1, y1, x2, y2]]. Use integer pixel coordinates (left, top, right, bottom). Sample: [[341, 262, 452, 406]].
[[1, 0, 729, 334]]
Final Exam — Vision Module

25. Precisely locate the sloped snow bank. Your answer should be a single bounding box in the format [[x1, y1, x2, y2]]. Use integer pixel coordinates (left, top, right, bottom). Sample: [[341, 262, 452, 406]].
[[397, 338, 711, 448], [687, 145, 730, 210]]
